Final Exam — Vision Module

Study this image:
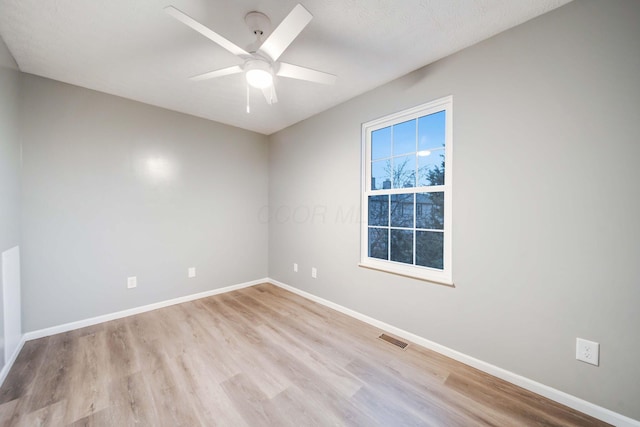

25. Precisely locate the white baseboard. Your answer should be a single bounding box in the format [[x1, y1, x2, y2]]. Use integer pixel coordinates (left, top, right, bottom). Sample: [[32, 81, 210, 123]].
[[23, 278, 268, 341], [268, 278, 639, 427], [0, 334, 25, 387]]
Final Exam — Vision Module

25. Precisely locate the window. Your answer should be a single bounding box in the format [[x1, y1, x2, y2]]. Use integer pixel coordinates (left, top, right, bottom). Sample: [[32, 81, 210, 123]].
[[360, 96, 452, 284]]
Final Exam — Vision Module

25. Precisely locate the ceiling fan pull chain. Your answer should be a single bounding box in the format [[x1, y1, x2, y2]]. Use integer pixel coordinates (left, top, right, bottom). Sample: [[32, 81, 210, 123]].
[[246, 84, 251, 113]]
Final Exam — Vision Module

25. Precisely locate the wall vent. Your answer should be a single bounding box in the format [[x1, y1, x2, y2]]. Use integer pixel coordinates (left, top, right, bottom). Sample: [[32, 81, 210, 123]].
[[379, 333, 408, 349]]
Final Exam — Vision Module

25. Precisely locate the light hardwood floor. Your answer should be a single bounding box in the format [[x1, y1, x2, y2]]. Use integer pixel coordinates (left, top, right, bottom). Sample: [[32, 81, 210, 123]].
[[0, 283, 609, 426]]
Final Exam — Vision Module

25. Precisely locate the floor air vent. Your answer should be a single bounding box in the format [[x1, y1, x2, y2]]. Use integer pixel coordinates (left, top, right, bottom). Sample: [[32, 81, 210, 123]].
[[379, 334, 408, 349]]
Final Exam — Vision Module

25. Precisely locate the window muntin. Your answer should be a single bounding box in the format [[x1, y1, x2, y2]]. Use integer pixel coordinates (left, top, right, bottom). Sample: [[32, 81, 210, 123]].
[[361, 96, 452, 284]]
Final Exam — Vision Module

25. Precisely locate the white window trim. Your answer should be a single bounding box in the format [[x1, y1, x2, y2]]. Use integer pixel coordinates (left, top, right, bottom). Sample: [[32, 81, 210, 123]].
[[360, 96, 453, 285]]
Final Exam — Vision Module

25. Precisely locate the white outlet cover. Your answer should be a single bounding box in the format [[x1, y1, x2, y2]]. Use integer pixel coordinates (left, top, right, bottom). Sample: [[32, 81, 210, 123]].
[[188, 267, 196, 278], [127, 276, 137, 289], [293, 263, 298, 272], [311, 267, 317, 279], [576, 338, 599, 366]]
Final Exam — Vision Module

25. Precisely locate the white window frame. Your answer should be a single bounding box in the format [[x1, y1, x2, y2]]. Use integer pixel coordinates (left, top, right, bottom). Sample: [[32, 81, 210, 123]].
[[360, 96, 453, 285]]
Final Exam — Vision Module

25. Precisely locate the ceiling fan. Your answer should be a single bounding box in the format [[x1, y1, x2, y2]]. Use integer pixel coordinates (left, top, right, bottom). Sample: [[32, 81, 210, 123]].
[[164, 4, 336, 111]]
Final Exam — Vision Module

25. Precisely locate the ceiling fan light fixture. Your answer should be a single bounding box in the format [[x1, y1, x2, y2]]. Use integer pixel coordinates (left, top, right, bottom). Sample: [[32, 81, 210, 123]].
[[166, 4, 336, 109], [245, 59, 273, 89], [246, 69, 272, 88]]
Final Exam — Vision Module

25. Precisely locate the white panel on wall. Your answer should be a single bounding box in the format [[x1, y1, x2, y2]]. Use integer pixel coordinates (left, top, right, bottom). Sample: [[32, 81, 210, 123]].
[[2, 246, 21, 363]]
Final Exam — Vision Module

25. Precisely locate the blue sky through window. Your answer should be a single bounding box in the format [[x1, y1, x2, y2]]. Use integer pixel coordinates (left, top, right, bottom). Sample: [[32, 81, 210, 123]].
[[371, 110, 446, 190], [418, 111, 445, 151]]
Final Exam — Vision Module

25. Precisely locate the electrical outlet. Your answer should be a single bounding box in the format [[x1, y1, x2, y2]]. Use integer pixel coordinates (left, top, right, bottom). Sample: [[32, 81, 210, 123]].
[[311, 267, 317, 279], [127, 276, 137, 289], [576, 338, 599, 366], [188, 267, 196, 278], [293, 263, 298, 273]]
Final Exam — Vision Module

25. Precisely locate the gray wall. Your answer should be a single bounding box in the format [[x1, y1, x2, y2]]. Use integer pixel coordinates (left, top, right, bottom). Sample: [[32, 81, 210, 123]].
[[0, 35, 17, 70], [0, 36, 21, 367], [268, 0, 640, 419], [20, 74, 269, 331]]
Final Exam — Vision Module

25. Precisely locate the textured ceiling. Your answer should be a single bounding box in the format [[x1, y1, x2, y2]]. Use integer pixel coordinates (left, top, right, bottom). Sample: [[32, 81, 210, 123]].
[[0, 0, 571, 135]]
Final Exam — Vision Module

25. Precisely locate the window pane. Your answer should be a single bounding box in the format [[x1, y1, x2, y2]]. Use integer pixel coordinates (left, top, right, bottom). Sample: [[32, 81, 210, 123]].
[[416, 192, 444, 230], [416, 231, 443, 269], [418, 148, 445, 186], [371, 159, 391, 190], [418, 110, 446, 151], [390, 229, 413, 264], [368, 195, 389, 226], [392, 155, 416, 188], [390, 193, 413, 228], [393, 119, 416, 156], [372, 127, 391, 160], [369, 228, 388, 260]]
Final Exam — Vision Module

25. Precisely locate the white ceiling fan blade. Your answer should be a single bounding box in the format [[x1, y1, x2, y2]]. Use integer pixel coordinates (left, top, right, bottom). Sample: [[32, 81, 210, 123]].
[[277, 62, 337, 85], [164, 6, 250, 58], [258, 4, 312, 62], [190, 65, 243, 81], [262, 85, 278, 105]]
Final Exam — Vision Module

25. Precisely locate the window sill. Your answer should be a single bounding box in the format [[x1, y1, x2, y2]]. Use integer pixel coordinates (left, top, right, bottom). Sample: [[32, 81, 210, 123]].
[[358, 262, 455, 287]]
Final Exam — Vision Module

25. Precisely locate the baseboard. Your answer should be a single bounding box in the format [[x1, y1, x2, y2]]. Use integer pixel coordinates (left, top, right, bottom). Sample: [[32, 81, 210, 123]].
[[23, 278, 269, 341], [0, 334, 25, 387], [268, 278, 640, 427]]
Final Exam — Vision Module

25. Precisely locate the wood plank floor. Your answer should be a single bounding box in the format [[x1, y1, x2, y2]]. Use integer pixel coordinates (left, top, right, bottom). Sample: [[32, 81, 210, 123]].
[[0, 283, 609, 426]]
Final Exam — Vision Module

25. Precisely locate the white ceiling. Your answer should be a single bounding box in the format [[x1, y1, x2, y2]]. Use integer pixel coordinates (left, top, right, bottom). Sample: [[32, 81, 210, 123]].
[[0, 0, 571, 135]]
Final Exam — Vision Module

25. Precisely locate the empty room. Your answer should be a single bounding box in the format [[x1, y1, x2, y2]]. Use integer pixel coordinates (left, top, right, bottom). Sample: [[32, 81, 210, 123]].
[[0, 0, 638, 425]]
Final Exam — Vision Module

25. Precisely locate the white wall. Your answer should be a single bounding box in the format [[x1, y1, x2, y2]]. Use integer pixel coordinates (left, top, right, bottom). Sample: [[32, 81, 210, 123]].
[[268, 0, 640, 420], [20, 74, 269, 331], [0, 36, 21, 367]]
